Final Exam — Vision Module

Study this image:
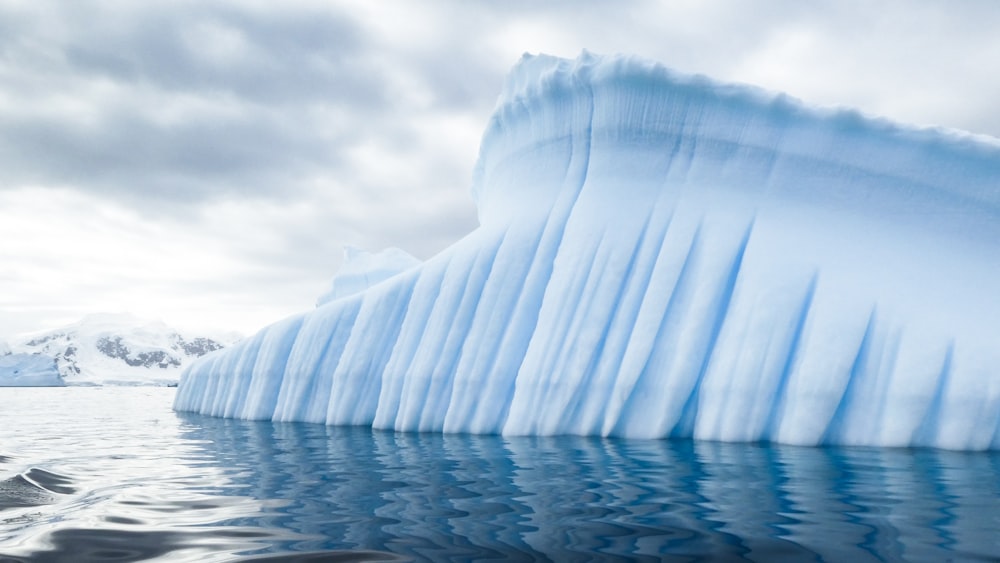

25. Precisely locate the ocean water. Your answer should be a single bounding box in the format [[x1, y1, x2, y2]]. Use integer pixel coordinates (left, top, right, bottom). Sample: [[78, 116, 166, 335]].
[[0, 387, 997, 562]]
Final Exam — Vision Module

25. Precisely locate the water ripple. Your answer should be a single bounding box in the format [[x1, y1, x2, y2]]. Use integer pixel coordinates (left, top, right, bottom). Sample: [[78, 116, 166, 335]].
[[0, 387, 998, 561], [0, 468, 76, 510]]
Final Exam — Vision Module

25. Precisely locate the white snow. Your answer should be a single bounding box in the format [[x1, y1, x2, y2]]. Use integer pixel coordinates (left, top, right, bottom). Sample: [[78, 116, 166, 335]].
[[174, 52, 1000, 450]]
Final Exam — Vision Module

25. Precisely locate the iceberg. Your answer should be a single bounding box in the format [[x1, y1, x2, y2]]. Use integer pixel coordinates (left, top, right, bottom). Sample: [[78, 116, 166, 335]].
[[0, 353, 64, 387], [316, 246, 421, 307], [175, 52, 1000, 450]]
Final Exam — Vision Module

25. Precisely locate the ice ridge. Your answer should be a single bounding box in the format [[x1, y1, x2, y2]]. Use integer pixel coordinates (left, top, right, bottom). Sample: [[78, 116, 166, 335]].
[[175, 52, 1000, 450]]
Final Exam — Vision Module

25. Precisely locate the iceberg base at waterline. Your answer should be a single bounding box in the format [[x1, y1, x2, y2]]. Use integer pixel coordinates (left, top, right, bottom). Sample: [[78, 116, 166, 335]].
[[0, 353, 64, 387], [175, 52, 1000, 450]]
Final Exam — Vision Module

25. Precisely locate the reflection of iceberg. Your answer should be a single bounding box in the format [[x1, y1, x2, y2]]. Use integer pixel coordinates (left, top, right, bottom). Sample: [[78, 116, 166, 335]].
[[175, 416, 1000, 560], [175, 52, 1000, 450]]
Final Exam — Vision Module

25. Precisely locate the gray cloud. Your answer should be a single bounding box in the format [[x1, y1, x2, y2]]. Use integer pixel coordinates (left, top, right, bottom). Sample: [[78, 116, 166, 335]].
[[6, 0, 996, 208], [61, 5, 379, 106], [0, 1, 408, 208], [2, 0, 999, 339]]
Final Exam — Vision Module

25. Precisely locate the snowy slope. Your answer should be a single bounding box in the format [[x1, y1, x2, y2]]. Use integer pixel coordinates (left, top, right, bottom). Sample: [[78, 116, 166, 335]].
[[175, 52, 1000, 450], [14, 314, 238, 385]]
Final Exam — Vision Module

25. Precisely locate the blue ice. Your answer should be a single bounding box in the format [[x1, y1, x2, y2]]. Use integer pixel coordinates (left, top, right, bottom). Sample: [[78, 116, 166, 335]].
[[0, 353, 64, 386], [175, 53, 1000, 450]]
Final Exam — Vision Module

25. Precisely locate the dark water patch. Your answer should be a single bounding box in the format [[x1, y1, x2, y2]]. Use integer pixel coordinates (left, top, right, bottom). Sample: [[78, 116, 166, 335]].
[[0, 469, 75, 510], [20, 469, 75, 495], [0, 474, 54, 509], [100, 515, 142, 525]]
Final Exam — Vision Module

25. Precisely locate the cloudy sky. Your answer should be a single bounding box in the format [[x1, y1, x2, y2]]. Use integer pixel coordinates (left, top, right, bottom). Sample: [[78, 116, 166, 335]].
[[2, 0, 998, 340]]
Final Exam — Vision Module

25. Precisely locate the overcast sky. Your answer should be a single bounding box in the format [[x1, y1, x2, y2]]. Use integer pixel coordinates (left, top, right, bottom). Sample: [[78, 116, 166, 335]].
[[2, 0, 998, 340]]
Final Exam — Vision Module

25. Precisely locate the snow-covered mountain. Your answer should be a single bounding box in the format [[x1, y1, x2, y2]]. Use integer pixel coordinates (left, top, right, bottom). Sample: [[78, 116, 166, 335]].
[[10, 314, 239, 386]]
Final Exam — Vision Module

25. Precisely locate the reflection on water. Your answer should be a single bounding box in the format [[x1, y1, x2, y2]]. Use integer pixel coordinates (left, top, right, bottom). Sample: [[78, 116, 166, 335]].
[[0, 387, 997, 561]]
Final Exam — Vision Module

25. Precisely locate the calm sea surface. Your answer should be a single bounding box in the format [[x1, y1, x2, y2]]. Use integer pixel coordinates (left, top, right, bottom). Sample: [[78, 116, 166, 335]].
[[0, 387, 997, 562]]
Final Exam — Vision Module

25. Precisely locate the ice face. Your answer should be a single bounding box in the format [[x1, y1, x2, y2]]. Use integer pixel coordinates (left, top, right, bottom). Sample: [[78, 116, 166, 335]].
[[174, 52, 1000, 450], [316, 246, 421, 307], [0, 353, 64, 387]]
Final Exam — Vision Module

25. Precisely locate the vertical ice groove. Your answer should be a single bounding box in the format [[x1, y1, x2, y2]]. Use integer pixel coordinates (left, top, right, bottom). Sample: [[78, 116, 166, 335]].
[[610, 222, 704, 437], [188, 341, 229, 415], [209, 351, 239, 417], [597, 212, 677, 434], [912, 344, 953, 447], [185, 354, 213, 414], [540, 229, 619, 433], [509, 229, 606, 434], [417, 235, 508, 431], [765, 273, 819, 440], [502, 79, 598, 435], [839, 324, 904, 446], [414, 233, 506, 431], [466, 133, 587, 432], [273, 298, 362, 422], [391, 254, 473, 430], [563, 210, 656, 435], [185, 354, 217, 414], [673, 101, 703, 183], [454, 226, 554, 434], [676, 221, 754, 439], [693, 297, 760, 442], [221, 334, 263, 418], [371, 262, 448, 428], [195, 350, 222, 416], [299, 300, 363, 423], [240, 315, 305, 420], [821, 311, 878, 445], [181, 352, 208, 412], [305, 302, 363, 422], [572, 77, 595, 192], [443, 227, 537, 433], [449, 213, 576, 433], [328, 276, 419, 426]]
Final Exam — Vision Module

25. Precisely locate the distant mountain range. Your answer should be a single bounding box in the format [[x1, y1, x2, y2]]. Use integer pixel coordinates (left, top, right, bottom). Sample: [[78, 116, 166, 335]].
[[1, 314, 241, 386]]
